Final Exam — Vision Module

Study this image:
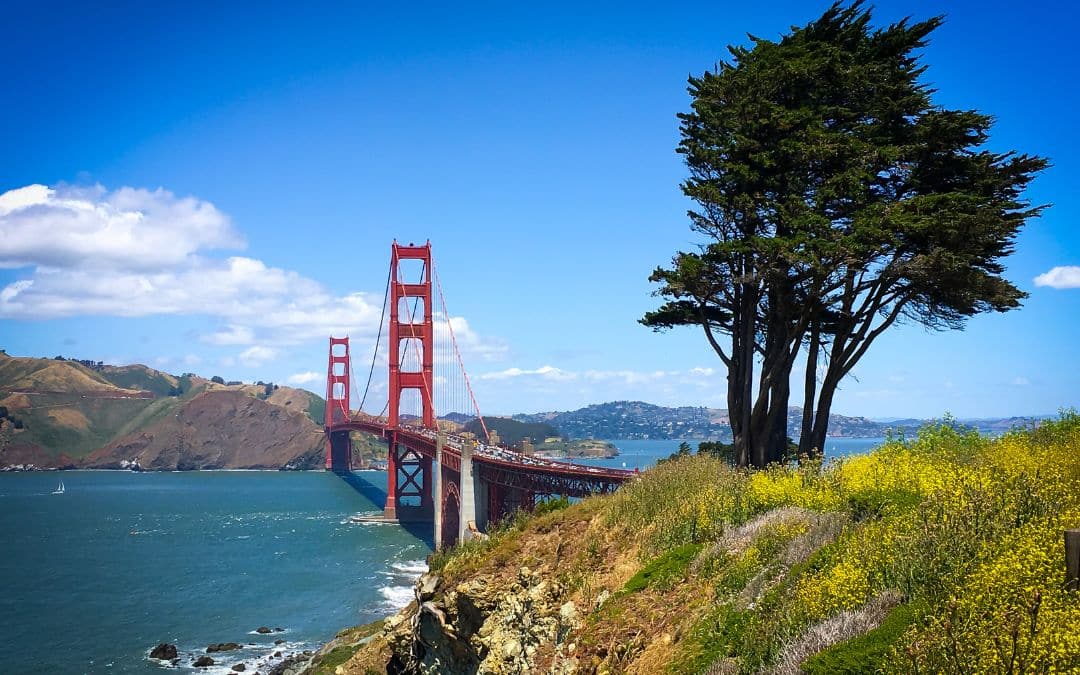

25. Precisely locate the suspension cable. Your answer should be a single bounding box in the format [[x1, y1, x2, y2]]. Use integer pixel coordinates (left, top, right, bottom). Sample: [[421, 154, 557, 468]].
[[434, 263, 490, 443], [358, 264, 392, 413]]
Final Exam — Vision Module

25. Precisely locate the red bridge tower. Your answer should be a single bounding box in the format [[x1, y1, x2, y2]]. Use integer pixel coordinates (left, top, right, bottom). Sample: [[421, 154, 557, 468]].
[[385, 241, 435, 521]]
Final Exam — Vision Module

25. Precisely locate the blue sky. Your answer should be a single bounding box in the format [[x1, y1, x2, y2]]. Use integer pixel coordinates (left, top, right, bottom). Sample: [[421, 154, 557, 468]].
[[1, 1, 1077, 419]]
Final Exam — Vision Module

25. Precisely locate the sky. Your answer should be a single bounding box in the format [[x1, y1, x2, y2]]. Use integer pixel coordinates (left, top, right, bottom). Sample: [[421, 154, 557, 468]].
[[1, 0, 1077, 419]]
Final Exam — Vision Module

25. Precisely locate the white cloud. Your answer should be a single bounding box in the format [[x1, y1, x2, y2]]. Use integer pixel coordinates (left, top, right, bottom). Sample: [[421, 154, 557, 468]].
[[0, 183, 241, 270], [477, 365, 575, 381], [287, 371, 322, 385], [1012, 376, 1031, 386], [1034, 266, 1080, 289], [0, 183, 505, 357], [238, 345, 278, 367]]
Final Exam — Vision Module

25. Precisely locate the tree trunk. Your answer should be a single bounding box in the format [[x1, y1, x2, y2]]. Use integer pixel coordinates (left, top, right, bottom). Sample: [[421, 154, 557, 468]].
[[799, 328, 820, 458]]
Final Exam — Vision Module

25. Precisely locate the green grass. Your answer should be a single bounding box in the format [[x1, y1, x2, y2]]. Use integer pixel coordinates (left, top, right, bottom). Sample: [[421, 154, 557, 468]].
[[802, 603, 918, 674], [621, 543, 703, 594]]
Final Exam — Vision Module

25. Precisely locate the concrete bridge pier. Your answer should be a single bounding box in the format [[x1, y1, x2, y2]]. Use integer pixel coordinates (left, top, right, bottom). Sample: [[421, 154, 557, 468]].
[[457, 443, 489, 544]]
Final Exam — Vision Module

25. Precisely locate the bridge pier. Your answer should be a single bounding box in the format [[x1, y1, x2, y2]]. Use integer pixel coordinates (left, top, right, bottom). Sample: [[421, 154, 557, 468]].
[[457, 443, 489, 543], [326, 430, 351, 473]]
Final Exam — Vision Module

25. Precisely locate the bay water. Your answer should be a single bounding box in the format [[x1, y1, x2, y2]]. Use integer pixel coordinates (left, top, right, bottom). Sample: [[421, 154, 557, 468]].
[[0, 437, 884, 674]]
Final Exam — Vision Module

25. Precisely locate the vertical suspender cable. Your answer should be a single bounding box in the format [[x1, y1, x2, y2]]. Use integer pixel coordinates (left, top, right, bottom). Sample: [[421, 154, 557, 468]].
[[433, 264, 490, 443]]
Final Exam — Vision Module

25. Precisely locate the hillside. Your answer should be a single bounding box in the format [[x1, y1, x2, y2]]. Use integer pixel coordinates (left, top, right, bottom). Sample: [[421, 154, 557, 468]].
[[514, 401, 1043, 441], [338, 414, 1080, 674], [465, 416, 560, 447], [0, 352, 332, 470]]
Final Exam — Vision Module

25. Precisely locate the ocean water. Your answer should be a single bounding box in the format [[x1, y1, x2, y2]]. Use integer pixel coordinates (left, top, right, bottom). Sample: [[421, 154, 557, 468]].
[[0, 437, 884, 674], [0, 471, 429, 674]]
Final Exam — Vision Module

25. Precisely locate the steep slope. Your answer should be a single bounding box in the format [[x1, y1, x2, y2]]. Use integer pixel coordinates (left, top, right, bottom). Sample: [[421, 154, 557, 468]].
[[341, 416, 1080, 674], [0, 353, 329, 470], [82, 389, 325, 470]]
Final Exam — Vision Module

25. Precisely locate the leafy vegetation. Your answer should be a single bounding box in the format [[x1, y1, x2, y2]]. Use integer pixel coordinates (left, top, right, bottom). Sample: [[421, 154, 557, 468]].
[[424, 413, 1080, 673]]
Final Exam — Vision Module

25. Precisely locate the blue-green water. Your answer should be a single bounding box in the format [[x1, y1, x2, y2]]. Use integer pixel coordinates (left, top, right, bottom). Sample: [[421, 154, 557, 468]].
[[578, 436, 887, 471], [0, 438, 884, 674], [0, 471, 428, 674]]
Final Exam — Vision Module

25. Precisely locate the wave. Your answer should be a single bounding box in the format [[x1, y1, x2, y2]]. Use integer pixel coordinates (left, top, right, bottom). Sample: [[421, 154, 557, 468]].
[[390, 559, 428, 575], [378, 584, 415, 610]]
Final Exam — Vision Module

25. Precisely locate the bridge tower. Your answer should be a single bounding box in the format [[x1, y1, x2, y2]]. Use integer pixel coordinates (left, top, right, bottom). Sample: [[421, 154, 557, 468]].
[[385, 241, 435, 521], [325, 336, 352, 472]]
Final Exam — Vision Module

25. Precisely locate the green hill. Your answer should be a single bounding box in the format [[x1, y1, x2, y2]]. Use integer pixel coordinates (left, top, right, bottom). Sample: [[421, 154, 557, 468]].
[[465, 416, 560, 447]]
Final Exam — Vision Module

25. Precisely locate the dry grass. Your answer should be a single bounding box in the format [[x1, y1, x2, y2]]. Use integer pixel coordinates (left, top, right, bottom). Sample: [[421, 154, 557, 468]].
[[766, 590, 903, 675], [46, 407, 90, 430]]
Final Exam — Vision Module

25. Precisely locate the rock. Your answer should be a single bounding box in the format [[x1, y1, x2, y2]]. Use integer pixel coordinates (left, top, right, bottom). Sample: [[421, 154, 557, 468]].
[[256, 626, 273, 634], [417, 573, 440, 601], [171, 658, 181, 666], [273, 651, 282, 658], [150, 643, 178, 660], [232, 664, 246, 672], [274, 627, 284, 632], [208, 642, 242, 653], [274, 639, 285, 645], [194, 655, 215, 667]]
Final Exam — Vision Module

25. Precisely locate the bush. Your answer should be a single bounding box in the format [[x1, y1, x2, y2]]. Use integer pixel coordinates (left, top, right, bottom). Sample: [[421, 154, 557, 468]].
[[210, 375, 225, 384]]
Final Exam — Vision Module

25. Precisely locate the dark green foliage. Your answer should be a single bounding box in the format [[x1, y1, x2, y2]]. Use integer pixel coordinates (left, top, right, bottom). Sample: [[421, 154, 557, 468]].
[[697, 441, 735, 464], [621, 543, 703, 594], [210, 375, 225, 385], [803, 603, 917, 674], [642, 1, 1048, 468], [533, 495, 571, 517], [465, 417, 559, 447], [0, 406, 8, 419]]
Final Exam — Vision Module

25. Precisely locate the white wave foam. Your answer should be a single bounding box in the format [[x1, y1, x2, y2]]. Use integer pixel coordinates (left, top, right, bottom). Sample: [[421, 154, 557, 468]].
[[378, 584, 415, 609], [390, 560, 428, 575]]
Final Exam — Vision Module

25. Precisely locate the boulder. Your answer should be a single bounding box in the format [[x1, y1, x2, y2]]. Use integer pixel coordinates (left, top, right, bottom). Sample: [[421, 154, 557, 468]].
[[256, 626, 273, 634], [194, 655, 215, 667], [232, 664, 246, 672], [149, 643, 178, 660], [208, 642, 242, 653], [274, 639, 285, 645]]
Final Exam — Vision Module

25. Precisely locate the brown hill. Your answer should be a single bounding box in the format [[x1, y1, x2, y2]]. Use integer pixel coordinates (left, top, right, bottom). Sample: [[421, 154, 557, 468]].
[[0, 352, 330, 470], [82, 389, 325, 470]]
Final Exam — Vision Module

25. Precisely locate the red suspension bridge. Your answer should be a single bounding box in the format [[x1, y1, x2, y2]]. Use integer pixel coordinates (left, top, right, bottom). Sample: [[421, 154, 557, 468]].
[[324, 241, 635, 549]]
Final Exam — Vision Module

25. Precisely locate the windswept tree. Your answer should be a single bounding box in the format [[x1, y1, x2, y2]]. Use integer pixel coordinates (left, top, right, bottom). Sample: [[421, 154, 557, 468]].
[[643, 2, 1047, 467]]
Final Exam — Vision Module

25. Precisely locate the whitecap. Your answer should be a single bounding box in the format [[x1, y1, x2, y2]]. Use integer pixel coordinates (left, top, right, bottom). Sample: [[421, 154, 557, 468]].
[[390, 560, 428, 575], [378, 584, 415, 609]]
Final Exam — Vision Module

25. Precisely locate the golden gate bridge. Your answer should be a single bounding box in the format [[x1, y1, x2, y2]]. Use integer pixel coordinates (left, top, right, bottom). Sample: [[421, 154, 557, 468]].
[[324, 241, 635, 549]]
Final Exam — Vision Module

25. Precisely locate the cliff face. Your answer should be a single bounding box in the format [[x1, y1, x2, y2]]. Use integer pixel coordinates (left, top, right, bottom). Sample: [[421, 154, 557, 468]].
[[81, 390, 325, 470]]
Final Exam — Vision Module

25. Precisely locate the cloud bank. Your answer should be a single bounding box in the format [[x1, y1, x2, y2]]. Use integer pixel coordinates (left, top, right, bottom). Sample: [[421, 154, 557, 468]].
[[0, 183, 504, 362]]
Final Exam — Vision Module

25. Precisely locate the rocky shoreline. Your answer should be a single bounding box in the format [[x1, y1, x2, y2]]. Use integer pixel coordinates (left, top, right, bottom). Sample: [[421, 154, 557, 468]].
[[146, 627, 332, 674]]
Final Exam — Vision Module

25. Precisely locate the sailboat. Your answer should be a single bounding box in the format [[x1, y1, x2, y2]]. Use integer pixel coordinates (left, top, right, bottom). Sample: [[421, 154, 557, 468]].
[[52, 479, 64, 495]]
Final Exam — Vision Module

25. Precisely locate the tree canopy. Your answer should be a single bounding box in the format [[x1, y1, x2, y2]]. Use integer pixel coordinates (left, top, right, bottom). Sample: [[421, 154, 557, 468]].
[[643, 2, 1047, 467]]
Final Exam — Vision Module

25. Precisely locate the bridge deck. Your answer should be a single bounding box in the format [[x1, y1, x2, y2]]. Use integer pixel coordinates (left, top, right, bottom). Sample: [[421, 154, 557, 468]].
[[328, 417, 636, 488]]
